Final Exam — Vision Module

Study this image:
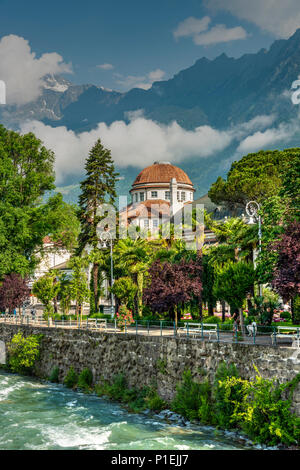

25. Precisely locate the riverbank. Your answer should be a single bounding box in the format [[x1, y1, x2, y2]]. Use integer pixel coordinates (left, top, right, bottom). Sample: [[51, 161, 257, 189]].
[[0, 371, 251, 450], [1, 324, 299, 448]]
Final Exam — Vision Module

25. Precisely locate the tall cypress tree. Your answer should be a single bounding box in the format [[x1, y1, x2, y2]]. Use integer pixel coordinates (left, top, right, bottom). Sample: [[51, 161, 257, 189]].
[[77, 139, 118, 312]]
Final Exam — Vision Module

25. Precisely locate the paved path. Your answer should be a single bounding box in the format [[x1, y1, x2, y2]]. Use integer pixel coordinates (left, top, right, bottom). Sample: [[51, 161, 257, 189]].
[[0, 317, 296, 348]]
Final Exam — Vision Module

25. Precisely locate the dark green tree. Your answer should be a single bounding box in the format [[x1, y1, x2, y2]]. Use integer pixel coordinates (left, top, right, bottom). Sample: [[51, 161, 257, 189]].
[[0, 125, 75, 278], [213, 261, 255, 333], [208, 148, 298, 211], [77, 139, 118, 312]]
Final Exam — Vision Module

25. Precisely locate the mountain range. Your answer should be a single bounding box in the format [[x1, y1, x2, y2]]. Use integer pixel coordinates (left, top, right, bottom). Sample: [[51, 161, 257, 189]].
[[2, 29, 300, 204]]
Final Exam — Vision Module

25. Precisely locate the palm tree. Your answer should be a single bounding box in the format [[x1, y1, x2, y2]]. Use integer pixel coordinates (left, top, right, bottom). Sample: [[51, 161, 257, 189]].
[[113, 238, 156, 317]]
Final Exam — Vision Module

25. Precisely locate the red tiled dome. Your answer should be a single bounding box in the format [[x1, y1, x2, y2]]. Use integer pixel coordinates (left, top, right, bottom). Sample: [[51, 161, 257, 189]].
[[132, 162, 193, 186]]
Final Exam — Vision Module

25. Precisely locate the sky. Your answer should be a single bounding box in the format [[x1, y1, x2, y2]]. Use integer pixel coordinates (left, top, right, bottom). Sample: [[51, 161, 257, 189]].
[[0, 0, 294, 92], [1, 0, 300, 183]]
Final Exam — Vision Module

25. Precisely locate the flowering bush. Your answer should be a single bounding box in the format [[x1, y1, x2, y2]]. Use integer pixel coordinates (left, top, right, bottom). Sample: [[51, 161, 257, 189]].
[[181, 312, 192, 321], [115, 305, 134, 330]]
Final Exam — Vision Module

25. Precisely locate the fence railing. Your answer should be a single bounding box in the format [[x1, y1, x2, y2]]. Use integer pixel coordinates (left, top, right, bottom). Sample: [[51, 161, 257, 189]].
[[0, 314, 299, 347]]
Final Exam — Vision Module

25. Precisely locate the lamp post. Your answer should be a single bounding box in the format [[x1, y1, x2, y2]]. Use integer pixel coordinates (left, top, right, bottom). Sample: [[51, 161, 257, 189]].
[[245, 201, 262, 297], [99, 231, 115, 318]]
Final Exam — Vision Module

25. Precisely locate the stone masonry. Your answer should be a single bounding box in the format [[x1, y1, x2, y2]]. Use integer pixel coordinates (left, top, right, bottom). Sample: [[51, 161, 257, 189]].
[[1, 324, 300, 415]]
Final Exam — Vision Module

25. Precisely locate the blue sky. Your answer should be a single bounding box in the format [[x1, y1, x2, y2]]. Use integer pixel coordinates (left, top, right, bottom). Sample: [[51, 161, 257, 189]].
[[0, 0, 281, 91]]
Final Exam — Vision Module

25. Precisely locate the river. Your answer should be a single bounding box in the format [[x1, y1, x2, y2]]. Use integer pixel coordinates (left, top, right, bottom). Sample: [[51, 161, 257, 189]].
[[0, 371, 249, 450]]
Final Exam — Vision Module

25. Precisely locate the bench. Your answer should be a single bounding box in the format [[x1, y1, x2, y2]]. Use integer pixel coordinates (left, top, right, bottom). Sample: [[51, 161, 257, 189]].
[[85, 318, 107, 331], [178, 322, 218, 340], [271, 326, 300, 347]]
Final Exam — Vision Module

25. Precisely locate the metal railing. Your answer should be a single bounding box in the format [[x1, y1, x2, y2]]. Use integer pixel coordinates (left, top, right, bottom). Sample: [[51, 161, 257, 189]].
[[0, 314, 299, 347]]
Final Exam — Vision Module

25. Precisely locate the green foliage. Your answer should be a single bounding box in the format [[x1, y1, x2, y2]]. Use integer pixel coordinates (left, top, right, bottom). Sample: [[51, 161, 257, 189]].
[[49, 366, 59, 383], [208, 148, 297, 210], [32, 271, 60, 318], [8, 332, 41, 374], [111, 276, 137, 309], [78, 368, 93, 391], [203, 316, 221, 324], [213, 261, 255, 310], [156, 358, 167, 374], [218, 369, 300, 446], [171, 370, 213, 423], [145, 388, 167, 412], [95, 374, 166, 413], [249, 296, 280, 325], [0, 126, 80, 279], [212, 362, 240, 428], [63, 366, 78, 389]]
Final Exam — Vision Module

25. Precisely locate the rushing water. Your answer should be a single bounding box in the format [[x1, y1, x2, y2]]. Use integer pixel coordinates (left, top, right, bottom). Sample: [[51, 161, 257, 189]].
[[0, 371, 249, 450]]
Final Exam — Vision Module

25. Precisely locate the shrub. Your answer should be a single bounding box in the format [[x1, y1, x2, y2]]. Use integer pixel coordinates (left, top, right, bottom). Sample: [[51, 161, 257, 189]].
[[115, 305, 134, 330], [8, 332, 41, 374], [218, 368, 300, 446], [171, 370, 213, 422], [280, 311, 292, 321], [63, 366, 78, 388], [203, 316, 221, 324], [145, 389, 167, 412], [78, 368, 93, 391], [212, 362, 240, 428], [49, 366, 59, 383]]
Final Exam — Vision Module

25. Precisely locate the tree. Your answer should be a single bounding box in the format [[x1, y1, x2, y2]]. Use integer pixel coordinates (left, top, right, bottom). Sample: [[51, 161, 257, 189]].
[[110, 276, 137, 311], [0, 125, 79, 278], [208, 149, 298, 211], [271, 221, 300, 324], [202, 255, 217, 317], [32, 271, 60, 318], [213, 261, 255, 333], [0, 273, 30, 313], [68, 256, 90, 326], [77, 139, 118, 312], [143, 259, 202, 329], [114, 238, 154, 317]]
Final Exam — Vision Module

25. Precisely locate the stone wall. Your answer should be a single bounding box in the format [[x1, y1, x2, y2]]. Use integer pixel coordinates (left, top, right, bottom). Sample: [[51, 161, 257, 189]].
[[1, 324, 300, 415]]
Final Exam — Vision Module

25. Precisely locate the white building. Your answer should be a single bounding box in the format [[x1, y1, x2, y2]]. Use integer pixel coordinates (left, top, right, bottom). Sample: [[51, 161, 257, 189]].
[[121, 161, 195, 230]]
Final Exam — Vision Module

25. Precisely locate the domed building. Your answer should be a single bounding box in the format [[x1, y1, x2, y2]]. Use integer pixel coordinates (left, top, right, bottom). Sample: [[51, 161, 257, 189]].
[[120, 161, 195, 231]]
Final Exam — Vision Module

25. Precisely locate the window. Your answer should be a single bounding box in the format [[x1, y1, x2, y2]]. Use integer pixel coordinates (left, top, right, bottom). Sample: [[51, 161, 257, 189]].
[[153, 219, 159, 228], [165, 191, 170, 200], [140, 192, 144, 201], [177, 191, 180, 201], [181, 192, 186, 201], [135, 193, 138, 202], [144, 219, 149, 228], [151, 191, 158, 198]]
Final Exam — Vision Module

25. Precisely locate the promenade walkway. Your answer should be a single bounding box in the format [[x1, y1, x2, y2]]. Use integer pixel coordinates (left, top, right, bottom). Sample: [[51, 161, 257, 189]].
[[1, 315, 299, 348]]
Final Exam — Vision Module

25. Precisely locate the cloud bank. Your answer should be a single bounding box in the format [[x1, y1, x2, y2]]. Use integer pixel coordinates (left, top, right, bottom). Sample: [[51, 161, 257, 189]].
[[114, 69, 166, 90], [205, 0, 300, 38], [19, 112, 297, 184], [173, 16, 247, 46], [0, 35, 72, 106]]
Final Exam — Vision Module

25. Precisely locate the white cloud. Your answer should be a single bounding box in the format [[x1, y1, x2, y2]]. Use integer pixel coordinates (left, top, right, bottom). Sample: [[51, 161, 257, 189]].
[[19, 112, 292, 184], [173, 16, 247, 46], [237, 121, 297, 153], [20, 115, 234, 183], [173, 16, 211, 39], [0, 35, 72, 106], [194, 24, 247, 46], [97, 63, 114, 70], [205, 0, 300, 38], [114, 69, 165, 91]]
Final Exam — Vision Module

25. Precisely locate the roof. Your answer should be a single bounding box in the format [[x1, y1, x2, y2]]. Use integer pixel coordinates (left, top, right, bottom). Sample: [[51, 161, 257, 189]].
[[132, 162, 193, 186], [120, 200, 170, 222]]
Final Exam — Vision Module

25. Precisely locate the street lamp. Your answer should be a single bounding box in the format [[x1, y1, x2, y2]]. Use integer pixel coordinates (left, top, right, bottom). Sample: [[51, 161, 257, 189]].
[[245, 201, 262, 297], [99, 231, 115, 318]]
